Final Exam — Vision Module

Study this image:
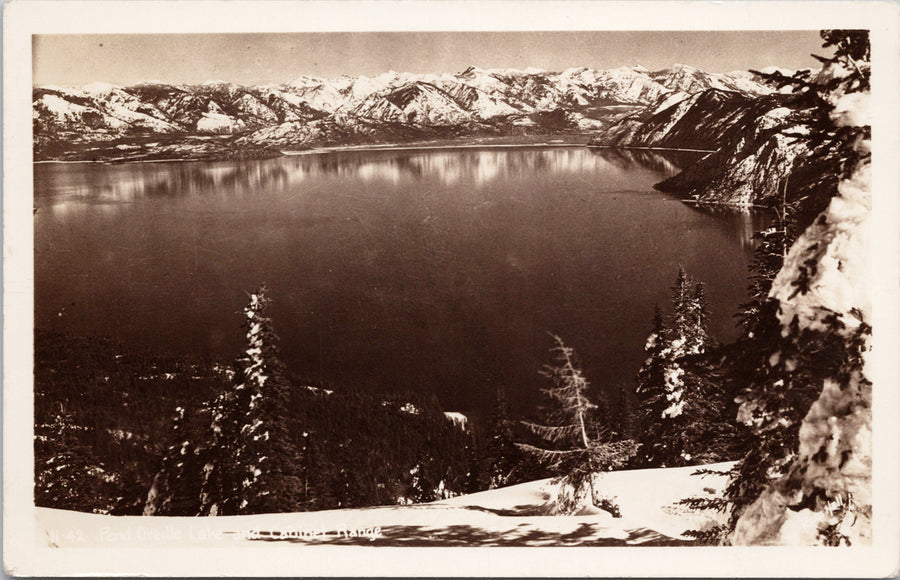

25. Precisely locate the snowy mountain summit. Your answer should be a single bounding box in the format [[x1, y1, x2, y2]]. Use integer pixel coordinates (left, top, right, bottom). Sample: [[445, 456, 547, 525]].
[[33, 64, 773, 161]]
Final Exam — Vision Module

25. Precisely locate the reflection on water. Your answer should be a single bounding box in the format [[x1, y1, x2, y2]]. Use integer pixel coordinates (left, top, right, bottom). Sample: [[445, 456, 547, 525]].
[[587, 147, 773, 251], [687, 202, 775, 253], [588, 147, 705, 177], [35, 147, 769, 413], [35, 147, 697, 207]]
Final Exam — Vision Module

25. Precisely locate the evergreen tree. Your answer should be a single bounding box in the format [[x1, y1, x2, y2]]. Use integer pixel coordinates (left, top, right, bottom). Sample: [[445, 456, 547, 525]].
[[670, 267, 711, 357], [714, 172, 804, 532], [483, 386, 527, 489], [517, 335, 637, 512], [463, 427, 488, 494], [143, 403, 207, 515], [690, 282, 710, 341], [196, 389, 238, 515], [198, 285, 304, 515], [232, 287, 303, 513], [300, 432, 338, 510], [34, 403, 115, 513], [735, 180, 801, 337], [635, 267, 730, 467], [728, 30, 872, 544], [407, 453, 440, 503]]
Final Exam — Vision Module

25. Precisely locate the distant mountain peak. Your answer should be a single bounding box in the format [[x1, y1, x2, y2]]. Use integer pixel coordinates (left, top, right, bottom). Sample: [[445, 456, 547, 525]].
[[33, 63, 776, 162], [757, 65, 796, 77], [561, 66, 590, 76], [82, 81, 121, 95], [287, 75, 326, 87]]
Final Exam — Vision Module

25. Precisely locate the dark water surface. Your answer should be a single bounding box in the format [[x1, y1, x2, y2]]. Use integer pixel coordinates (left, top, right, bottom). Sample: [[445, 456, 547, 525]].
[[34, 147, 768, 413]]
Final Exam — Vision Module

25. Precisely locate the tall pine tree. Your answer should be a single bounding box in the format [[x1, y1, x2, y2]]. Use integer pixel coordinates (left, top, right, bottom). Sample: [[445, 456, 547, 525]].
[[483, 386, 528, 489], [198, 285, 304, 515], [635, 267, 734, 467], [517, 335, 637, 512]]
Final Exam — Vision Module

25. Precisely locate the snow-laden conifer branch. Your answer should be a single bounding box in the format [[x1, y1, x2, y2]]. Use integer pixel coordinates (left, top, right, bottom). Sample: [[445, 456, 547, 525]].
[[520, 421, 582, 443], [731, 30, 873, 546], [515, 443, 584, 457]]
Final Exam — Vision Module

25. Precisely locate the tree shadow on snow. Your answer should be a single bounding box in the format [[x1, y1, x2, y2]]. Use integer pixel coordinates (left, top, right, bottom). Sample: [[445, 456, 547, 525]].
[[451, 503, 553, 517]]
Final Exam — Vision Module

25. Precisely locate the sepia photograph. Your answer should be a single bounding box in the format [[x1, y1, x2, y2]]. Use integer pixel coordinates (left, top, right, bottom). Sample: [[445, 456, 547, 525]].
[[4, 1, 899, 576]]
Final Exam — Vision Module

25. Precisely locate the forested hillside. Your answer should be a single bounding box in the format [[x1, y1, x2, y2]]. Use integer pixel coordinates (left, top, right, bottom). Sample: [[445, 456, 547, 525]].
[[35, 317, 483, 515]]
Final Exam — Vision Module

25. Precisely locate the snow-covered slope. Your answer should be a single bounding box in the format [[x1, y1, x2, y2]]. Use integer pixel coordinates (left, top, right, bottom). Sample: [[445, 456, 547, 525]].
[[652, 63, 771, 96], [593, 84, 840, 208], [33, 86, 182, 136], [33, 65, 772, 161], [601, 88, 792, 151], [350, 81, 473, 125], [37, 461, 733, 548], [646, 94, 825, 207]]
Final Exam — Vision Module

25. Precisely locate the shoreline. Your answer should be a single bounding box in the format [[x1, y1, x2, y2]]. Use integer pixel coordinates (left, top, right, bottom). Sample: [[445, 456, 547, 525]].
[[586, 144, 717, 154], [33, 138, 594, 165], [33, 140, 717, 165], [279, 141, 587, 156]]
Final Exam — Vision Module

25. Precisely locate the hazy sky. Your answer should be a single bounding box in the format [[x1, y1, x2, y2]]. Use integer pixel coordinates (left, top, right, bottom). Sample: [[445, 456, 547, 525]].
[[33, 31, 825, 86]]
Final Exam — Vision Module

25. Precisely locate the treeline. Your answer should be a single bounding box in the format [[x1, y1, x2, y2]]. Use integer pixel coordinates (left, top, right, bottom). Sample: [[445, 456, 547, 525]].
[[34, 289, 554, 515], [35, 320, 491, 515]]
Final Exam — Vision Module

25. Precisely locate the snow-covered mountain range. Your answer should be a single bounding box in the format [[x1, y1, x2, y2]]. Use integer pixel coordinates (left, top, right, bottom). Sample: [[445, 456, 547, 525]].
[[589, 66, 835, 208], [33, 65, 773, 161]]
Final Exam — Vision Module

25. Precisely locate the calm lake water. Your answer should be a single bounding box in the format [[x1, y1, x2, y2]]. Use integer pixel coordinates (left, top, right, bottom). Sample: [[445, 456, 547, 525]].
[[34, 147, 769, 414]]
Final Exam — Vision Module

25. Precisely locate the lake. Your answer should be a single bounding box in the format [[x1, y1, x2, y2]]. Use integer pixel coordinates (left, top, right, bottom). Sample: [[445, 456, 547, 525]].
[[34, 146, 769, 414]]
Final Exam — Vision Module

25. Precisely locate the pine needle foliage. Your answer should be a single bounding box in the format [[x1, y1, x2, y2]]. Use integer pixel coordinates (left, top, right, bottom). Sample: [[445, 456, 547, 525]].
[[634, 267, 736, 468], [517, 336, 637, 512], [197, 285, 304, 515], [724, 30, 873, 541], [748, 29, 871, 227]]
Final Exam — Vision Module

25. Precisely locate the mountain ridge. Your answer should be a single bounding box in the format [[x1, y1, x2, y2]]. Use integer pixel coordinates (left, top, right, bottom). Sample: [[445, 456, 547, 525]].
[[33, 65, 773, 162], [590, 76, 837, 211]]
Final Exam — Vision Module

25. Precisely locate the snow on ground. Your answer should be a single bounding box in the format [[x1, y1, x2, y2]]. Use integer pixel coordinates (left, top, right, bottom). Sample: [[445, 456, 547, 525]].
[[36, 461, 732, 548]]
